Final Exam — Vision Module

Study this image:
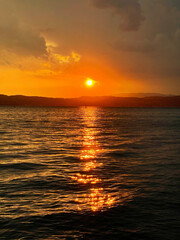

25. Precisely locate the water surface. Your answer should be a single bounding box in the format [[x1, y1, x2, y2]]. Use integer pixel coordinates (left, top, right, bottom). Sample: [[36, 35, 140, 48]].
[[0, 107, 180, 239]]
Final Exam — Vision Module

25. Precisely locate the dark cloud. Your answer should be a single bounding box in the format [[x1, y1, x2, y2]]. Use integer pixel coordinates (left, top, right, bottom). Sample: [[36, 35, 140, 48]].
[[92, 0, 144, 31], [0, 23, 47, 57], [0, 0, 47, 57], [113, 38, 155, 53], [165, 0, 180, 10]]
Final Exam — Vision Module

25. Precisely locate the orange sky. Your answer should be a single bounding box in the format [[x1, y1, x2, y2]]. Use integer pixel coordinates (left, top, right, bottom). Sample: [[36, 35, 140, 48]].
[[0, 0, 180, 97], [0, 49, 149, 97]]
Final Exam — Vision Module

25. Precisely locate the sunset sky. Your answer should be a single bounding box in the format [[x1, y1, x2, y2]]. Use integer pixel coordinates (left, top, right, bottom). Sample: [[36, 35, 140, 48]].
[[0, 0, 180, 97]]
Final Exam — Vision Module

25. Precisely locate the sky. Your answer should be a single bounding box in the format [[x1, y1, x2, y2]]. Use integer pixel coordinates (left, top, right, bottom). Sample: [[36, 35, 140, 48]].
[[0, 0, 180, 97]]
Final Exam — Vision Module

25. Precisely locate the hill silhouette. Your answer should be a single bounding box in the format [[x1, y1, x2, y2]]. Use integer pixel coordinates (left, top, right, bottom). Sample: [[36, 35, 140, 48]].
[[0, 94, 180, 107]]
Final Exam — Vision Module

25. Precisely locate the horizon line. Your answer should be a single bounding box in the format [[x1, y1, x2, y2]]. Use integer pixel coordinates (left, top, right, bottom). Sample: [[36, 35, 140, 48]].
[[0, 92, 179, 99]]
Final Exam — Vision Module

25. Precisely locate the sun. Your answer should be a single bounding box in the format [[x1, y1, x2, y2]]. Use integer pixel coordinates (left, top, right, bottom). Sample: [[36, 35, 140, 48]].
[[86, 78, 94, 87]]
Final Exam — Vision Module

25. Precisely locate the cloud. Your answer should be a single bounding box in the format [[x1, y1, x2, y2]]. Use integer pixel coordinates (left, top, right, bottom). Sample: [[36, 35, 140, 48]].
[[48, 51, 81, 65], [0, 0, 180, 94], [113, 38, 155, 53], [165, 0, 180, 10], [110, 0, 180, 79], [0, 20, 47, 57], [0, 1, 47, 57], [92, 0, 144, 31]]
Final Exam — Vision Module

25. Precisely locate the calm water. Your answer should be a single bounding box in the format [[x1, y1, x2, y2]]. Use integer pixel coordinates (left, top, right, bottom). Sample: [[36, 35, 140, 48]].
[[0, 107, 180, 240]]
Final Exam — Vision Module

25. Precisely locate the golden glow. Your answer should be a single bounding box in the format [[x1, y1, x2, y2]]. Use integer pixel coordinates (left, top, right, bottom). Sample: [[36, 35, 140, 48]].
[[70, 107, 116, 212], [0, 50, 146, 98], [71, 173, 101, 184], [84, 161, 103, 172], [75, 188, 115, 212], [86, 78, 94, 87]]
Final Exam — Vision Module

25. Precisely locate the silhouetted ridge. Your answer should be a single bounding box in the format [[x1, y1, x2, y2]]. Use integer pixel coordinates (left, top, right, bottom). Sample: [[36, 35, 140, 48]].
[[0, 94, 180, 107]]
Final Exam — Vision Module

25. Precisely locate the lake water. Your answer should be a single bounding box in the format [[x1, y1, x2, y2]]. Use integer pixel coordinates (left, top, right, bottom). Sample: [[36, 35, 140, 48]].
[[0, 107, 180, 239]]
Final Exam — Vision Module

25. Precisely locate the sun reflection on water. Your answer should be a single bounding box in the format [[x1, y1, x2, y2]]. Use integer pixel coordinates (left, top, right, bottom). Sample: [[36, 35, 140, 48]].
[[71, 107, 116, 212], [75, 188, 115, 212], [71, 173, 101, 184]]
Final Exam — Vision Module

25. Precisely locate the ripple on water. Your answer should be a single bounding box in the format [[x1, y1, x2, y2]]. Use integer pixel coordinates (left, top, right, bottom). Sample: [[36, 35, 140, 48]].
[[0, 107, 180, 239]]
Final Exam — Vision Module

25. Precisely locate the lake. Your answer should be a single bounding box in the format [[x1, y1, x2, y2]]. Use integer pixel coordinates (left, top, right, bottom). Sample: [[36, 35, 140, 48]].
[[0, 107, 180, 239]]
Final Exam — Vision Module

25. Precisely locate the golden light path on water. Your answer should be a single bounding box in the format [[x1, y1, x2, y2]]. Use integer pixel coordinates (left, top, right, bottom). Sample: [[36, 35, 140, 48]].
[[71, 108, 116, 212]]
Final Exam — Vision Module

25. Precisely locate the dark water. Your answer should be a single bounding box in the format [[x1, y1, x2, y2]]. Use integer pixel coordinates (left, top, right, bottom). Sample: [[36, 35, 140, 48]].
[[0, 107, 180, 240]]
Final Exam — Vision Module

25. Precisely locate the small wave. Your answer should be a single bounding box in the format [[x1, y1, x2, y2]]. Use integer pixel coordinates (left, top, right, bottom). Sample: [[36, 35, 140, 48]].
[[0, 162, 45, 170], [105, 150, 135, 158], [0, 154, 28, 160], [31, 149, 65, 155], [10, 142, 27, 146], [0, 131, 8, 135], [0, 204, 142, 240]]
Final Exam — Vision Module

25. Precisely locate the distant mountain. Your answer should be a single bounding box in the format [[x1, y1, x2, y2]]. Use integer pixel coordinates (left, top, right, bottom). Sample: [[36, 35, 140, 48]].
[[115, 93, 173, 98], [0, 94, 180, 107]]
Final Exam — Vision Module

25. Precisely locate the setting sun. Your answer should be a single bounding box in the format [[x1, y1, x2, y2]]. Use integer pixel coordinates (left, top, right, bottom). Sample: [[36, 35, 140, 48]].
[[86, 79, 94, 87]]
